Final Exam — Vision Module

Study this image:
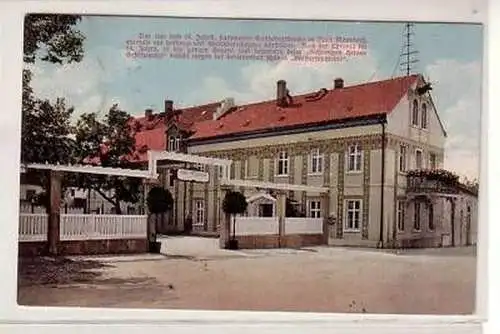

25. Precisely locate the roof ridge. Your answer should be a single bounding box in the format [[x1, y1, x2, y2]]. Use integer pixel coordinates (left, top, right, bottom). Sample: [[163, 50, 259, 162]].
[[203, 74, 420, 111]]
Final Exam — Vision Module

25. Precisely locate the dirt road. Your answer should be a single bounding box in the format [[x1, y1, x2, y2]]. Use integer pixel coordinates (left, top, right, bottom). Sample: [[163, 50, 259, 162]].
[[17, 244, 476, 315]]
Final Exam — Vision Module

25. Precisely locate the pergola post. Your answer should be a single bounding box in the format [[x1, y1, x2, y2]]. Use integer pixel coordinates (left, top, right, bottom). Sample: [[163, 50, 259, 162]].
[[219, 185, 232, 249], [320, 191, 330, 245], [47, 170, 62, 256], [276, 191, 287, 248]]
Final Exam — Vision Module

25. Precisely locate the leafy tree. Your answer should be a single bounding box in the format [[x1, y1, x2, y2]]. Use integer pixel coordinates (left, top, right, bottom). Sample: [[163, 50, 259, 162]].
[[146, 186, 174, 235], [146, 187, 174, 214], [21, 14, 85, 197], [72, 104, 142, 214], [222, 191, 248, 241], [23, 14, 84, 65]]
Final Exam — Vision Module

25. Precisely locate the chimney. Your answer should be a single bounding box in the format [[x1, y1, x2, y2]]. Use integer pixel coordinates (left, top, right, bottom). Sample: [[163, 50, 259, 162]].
[[144, 108, 153, 120], [276, 80, 288, 107], [164, 99, 174, 114], [334, 78, 344, 89]]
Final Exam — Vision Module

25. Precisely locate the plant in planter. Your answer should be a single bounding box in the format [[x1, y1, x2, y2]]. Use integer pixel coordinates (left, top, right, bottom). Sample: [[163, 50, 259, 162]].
[[146, 186, 173, 253], [222, 190, 248, 250]]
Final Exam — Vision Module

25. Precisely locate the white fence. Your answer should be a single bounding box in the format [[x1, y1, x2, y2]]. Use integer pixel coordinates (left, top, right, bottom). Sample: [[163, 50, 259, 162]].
[[19, 213, 147, 242], [18, 213, 48, 241], [284, 218, 324, 235], [231, 217, 279, 236]]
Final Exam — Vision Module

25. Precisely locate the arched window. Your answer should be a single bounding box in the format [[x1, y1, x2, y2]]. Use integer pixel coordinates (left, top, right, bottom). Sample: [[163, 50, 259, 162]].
[[421, 103, 428, 129], [411, 99, 419, 126]]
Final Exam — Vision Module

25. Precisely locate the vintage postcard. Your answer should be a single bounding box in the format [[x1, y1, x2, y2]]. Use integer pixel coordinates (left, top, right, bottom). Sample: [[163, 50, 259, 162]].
[[17, 13, 482, 316]]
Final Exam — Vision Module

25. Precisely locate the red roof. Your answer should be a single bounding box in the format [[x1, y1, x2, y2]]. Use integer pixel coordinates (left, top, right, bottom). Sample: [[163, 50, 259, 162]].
[[84, 75, 420, 165], [127, 102, 220, 162], [190, 74, 419, 140]]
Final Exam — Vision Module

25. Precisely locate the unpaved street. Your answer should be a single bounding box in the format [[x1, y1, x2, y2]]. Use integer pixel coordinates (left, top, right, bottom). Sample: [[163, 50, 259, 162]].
[[18, 238, 476, 315]]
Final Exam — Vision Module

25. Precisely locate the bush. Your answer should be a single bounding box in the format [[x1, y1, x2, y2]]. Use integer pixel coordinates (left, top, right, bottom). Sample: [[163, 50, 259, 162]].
[[146, 186, 173, 214], [222, 191, 248, 248], [222, 191, 248, 216]]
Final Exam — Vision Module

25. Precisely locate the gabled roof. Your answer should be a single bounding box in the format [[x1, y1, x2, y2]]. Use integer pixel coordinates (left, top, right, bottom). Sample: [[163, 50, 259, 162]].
[[86, 102, 221, 165], [190, 74, 419, 141]]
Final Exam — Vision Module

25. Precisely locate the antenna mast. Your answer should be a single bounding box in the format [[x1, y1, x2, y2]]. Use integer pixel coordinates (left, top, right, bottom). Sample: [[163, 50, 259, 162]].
[[399, 22, 419, 76]]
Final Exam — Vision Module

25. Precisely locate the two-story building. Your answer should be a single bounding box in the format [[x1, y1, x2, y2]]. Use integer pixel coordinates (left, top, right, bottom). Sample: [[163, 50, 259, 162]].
[[128, 73, 478, 248]]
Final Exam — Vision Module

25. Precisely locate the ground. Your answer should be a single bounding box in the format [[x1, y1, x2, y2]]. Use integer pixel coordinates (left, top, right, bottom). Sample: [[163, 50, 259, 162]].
[[17, 236, 476, 315]]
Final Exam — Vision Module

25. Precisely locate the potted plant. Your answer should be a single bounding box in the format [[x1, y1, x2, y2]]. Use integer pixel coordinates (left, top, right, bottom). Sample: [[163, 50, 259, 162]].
[[146, 186, 173, 253], [222, 190, 248, 250]]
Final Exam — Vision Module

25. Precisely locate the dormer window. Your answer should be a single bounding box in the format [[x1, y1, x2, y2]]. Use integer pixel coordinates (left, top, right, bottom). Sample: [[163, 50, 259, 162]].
[[168, 135, 181, 152], [411, 99, 419, 126], [421, 103, 428, 129]]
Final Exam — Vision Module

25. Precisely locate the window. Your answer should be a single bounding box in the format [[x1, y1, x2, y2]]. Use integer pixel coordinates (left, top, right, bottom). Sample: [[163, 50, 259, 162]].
[[466, 205, 472, 226], [309, 200, 321, 218], [245, 156, 259, 178], [168, 137, 175, 151], [347, 144, 362, 172], [276, 151, 289, 176], [412, 99, 419, 126], [397, 200, 405, 232], [193, 163, 205, 172], [259, 204, 274, 217], [413, 202, 421, 231], [421, 103, 428, 129], [415, 149, 423, 169], [194, 200, 205, 225], [429, 153, 437, 169], [168, 136, 181, 151], [345, 199, 362, 231], [428, 203, 434, 231], [169, 169, 176, 186], [399, 145, 407, 172], [309, 149, 323, 174], [218, 166, 225, 179]]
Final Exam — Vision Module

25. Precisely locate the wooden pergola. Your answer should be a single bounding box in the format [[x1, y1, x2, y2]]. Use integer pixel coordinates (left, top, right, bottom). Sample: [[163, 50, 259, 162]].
[[22, 150, 332, 253], [21, 162, 157, 255]]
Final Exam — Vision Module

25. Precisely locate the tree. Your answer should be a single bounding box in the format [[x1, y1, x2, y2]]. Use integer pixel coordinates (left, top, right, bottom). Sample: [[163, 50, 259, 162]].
[[21, 14, 85, 199], [146, 186, 174, 236], [23, 14, 85, 65], [22, 14, 85, 164], [147, 187, 174, 214], [222, 191, 248, 244], [72, 104, 142, 214]]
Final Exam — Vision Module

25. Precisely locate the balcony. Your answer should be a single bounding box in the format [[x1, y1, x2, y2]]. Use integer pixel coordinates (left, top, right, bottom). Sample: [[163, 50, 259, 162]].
[[406, 169, 460, 195]]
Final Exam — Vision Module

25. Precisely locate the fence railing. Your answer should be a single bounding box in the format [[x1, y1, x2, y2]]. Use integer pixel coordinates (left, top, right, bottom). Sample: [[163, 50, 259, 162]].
[[284, 217, 324, 235], [19, 213, 147, 242], [18, 213, 48, 242], [231, 216, 279, 236]]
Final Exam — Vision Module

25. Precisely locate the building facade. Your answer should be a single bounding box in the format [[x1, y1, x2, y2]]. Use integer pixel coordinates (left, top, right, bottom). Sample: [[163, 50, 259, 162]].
[[116, 74, 479, 248]]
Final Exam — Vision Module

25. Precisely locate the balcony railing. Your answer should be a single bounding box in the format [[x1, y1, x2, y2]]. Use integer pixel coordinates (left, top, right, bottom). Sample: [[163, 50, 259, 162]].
[[406, 176, 459, 194]]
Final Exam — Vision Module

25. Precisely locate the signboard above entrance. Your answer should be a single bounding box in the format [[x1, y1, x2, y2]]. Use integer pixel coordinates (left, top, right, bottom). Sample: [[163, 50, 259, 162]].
[[177, 168, 210, 183]]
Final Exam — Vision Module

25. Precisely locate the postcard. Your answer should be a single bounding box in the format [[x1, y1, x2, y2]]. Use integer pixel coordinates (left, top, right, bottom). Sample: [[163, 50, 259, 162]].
[[17, 13, 482, 316]]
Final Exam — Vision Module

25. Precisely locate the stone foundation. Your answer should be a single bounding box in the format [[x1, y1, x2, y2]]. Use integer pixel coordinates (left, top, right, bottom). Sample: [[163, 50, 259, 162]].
[[233, 234, 325, 249], [18, 239, 148, 257], [392, 236, 443, 249]]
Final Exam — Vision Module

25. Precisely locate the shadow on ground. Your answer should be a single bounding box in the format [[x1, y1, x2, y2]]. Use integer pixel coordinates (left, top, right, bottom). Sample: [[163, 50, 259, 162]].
[[17, 256, 161, 288]]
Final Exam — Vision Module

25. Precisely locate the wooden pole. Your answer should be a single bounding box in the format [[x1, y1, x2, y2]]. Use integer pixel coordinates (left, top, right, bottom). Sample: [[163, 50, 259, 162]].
[[276, 191, 286, 248], [47, 170, 62, 256], [219, 186, 231, 249], [320, 192, 330, 245]]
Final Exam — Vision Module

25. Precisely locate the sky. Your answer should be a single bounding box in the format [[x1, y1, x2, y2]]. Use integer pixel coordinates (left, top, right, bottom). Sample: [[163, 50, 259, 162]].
[[29, 15, 483, 181]]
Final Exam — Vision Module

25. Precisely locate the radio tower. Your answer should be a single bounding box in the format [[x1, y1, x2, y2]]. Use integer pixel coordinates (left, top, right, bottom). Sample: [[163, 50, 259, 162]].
[[399, 22, 419, 76]]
